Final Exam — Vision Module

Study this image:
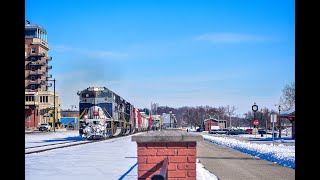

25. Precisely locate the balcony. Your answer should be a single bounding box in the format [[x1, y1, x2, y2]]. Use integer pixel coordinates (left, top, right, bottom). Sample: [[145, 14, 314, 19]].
[[29, 69, 45, 75], [47, 65, 52, 70], [47, 74, 52, 78], [46, 56, 52, 61], [29, 79, 42, 85], [29, 52, 46, 57], [29, 61, 45, 66], [47, 83, 52, 87]]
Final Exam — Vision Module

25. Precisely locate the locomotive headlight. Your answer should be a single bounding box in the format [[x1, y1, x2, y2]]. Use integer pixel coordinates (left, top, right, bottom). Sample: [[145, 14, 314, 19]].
[[100, 115, 105, 119], [84, 115, 88, 119]]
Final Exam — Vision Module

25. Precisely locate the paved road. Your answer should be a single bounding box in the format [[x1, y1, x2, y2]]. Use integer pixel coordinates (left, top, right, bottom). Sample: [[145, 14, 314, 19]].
[[197, 140, 295, 180]]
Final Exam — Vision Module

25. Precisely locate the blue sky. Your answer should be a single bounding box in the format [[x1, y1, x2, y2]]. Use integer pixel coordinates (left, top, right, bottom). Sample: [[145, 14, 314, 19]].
[[25, 0, 295, 116]]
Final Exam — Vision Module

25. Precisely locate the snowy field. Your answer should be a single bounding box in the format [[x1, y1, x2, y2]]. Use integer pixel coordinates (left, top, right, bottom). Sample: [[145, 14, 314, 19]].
[[25, 131, 217, 180]]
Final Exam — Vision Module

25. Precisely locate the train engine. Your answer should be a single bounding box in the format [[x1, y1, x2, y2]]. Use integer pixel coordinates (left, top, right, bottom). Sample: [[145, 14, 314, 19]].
[[77, 87, 136, 140]]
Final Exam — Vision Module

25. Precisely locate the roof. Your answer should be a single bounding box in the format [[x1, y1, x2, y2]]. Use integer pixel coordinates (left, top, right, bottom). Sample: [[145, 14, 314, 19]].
[[279, 108, 295, 118]]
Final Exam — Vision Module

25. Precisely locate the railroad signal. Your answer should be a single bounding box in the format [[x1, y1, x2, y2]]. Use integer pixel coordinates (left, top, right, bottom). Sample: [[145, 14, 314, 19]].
[[253, 120, 259, 126]]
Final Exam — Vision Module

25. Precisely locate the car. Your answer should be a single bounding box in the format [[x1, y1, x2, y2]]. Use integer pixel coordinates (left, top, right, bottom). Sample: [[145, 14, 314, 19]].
[[258, 129, 267, 134], [227, 129, 249, 135], [39, 123, 51, 132], [209, 129, 219, 134], [245, 128, 253, 134], [216, 128, 229, 134]]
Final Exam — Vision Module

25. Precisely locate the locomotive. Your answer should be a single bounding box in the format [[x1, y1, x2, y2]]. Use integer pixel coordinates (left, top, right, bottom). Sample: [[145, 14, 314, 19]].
[[77, 87, 149, 140]]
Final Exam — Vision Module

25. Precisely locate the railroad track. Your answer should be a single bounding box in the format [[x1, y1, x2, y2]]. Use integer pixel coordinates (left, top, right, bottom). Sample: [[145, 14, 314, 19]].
[[25, 133, 141, 155]]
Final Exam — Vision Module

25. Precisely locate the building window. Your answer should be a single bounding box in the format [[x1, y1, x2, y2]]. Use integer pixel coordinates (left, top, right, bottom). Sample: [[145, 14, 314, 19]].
[[31, 48, 36, 54], [45, 96, 48, 102], [40, 96, 43, 103], [31, 76, 35, 81], [30, 57, 36, 61], [31, 66, 35, 71], [31, 85, 35, 90]]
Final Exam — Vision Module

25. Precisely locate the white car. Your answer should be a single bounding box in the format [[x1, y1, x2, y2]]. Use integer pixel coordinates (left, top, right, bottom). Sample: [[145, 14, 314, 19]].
[[39, 123, 51, 131]]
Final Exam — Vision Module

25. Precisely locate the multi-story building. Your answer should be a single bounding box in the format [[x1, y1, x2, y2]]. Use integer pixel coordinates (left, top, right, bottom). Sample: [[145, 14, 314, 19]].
[[25, 22, 61, 129], [25, 23, 52, 91]]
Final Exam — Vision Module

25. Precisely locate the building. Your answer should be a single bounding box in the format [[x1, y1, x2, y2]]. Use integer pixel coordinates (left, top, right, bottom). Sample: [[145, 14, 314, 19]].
[[25, 23, 52, 92], [25, 91, 61, 129], [204, 118, 227, 131], [25, 22, 61, 129], [161, 113, 177, 129]]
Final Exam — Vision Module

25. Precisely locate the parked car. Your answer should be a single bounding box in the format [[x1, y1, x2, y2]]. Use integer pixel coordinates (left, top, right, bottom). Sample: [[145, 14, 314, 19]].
[[39, 123, 51, 132], [227, 129, 249, 135], [216, 128, 229, 134], [258, 129, 267, 134], [245, 128, 253, 134], [209, 129, 219, 134]]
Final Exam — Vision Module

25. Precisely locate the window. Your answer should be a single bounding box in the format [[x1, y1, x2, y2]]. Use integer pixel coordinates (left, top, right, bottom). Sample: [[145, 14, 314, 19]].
[[40, 96, 43, 102], [31, 48, 36, 54], [31, 66, 35, 71], [31, 85, 35, 90], [30, 57, 36, 61], [45, 96, 48, 102], [31, 76, 35, 81]]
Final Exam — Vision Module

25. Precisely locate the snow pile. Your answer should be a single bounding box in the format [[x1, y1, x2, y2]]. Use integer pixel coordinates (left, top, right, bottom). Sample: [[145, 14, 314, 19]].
[[202, 135, 295, 169]]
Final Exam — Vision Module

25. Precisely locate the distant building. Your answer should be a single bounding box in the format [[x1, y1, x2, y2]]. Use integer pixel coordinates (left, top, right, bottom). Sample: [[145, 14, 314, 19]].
[[204, 118, 227, 131], [161, 113, 177, 128]]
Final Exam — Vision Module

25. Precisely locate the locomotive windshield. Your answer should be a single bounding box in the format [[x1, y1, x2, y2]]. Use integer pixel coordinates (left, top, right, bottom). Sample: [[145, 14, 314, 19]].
[[81, 91, 96, 98], [96, 91, 112, 98]]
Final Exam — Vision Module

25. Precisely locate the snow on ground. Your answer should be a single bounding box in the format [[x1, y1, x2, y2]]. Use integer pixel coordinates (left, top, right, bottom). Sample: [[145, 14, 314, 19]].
[[25, 131, 217, 180], [202, 134, 295, 169]]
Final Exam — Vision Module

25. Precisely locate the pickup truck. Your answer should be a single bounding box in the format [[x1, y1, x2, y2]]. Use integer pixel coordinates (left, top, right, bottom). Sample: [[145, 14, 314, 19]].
[[39, 123, 51, 131]]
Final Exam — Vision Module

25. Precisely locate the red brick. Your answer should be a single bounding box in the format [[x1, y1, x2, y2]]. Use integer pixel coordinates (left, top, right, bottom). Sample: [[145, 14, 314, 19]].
[[168, 170, 187, 178], [187, 170, 196, 177], [177, 163, 196, 170], [138, 149, 157, 156], [169, 156, 187, 163], [168, 178, 178, 180], [187, 156, 196, 163], [167, 142, 188, 149], [177, 149, 196, 156], [168, 164, 177, 171], [156, 149, 176, 156], [188, 142, 196, 148], [139, 164, 161, 171], [138, 157, 147, 164], [147, 156, 168, 164], [138, 143, 147, 150], [147, 142, 167, 148]]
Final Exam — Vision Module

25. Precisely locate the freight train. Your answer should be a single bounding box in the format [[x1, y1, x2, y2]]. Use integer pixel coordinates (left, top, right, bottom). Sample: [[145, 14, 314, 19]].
[[77, 87, 150, 140]]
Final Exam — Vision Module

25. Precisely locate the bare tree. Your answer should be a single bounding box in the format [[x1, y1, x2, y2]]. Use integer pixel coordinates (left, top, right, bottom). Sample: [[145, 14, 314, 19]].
[[280, 82, 295, 111], [226, 105, 238, 128]]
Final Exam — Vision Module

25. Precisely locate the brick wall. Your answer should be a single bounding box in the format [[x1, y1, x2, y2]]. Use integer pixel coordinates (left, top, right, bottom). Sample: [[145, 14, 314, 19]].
[[137, 142, 197, 180], [132, 130, 202, 180]]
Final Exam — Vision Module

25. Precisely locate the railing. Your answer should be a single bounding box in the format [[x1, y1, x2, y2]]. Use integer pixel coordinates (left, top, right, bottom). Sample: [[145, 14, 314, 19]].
[[46, 56, 52, 61], [151, 158, 168, 180]]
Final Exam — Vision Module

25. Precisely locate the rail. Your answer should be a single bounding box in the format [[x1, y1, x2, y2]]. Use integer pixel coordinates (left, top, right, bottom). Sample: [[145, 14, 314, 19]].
[[151, 158, 168, 180]]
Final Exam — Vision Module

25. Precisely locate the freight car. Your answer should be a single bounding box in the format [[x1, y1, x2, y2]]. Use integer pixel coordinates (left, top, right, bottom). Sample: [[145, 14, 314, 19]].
[[77, 87, 149, 140]]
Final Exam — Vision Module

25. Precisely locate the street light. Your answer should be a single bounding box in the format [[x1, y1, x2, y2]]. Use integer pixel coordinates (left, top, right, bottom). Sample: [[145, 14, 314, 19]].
[[34, 94, 36, 129], [46, 78, 56, 132], [278, 105, 281, 138], [169, 110, 172, 128], [252, 102, 258, 128]]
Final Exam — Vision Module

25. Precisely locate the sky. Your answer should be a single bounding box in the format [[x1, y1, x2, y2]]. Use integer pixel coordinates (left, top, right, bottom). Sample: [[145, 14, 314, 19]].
[[25, 130, 218, 180], [25, 0, 295, 115]]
